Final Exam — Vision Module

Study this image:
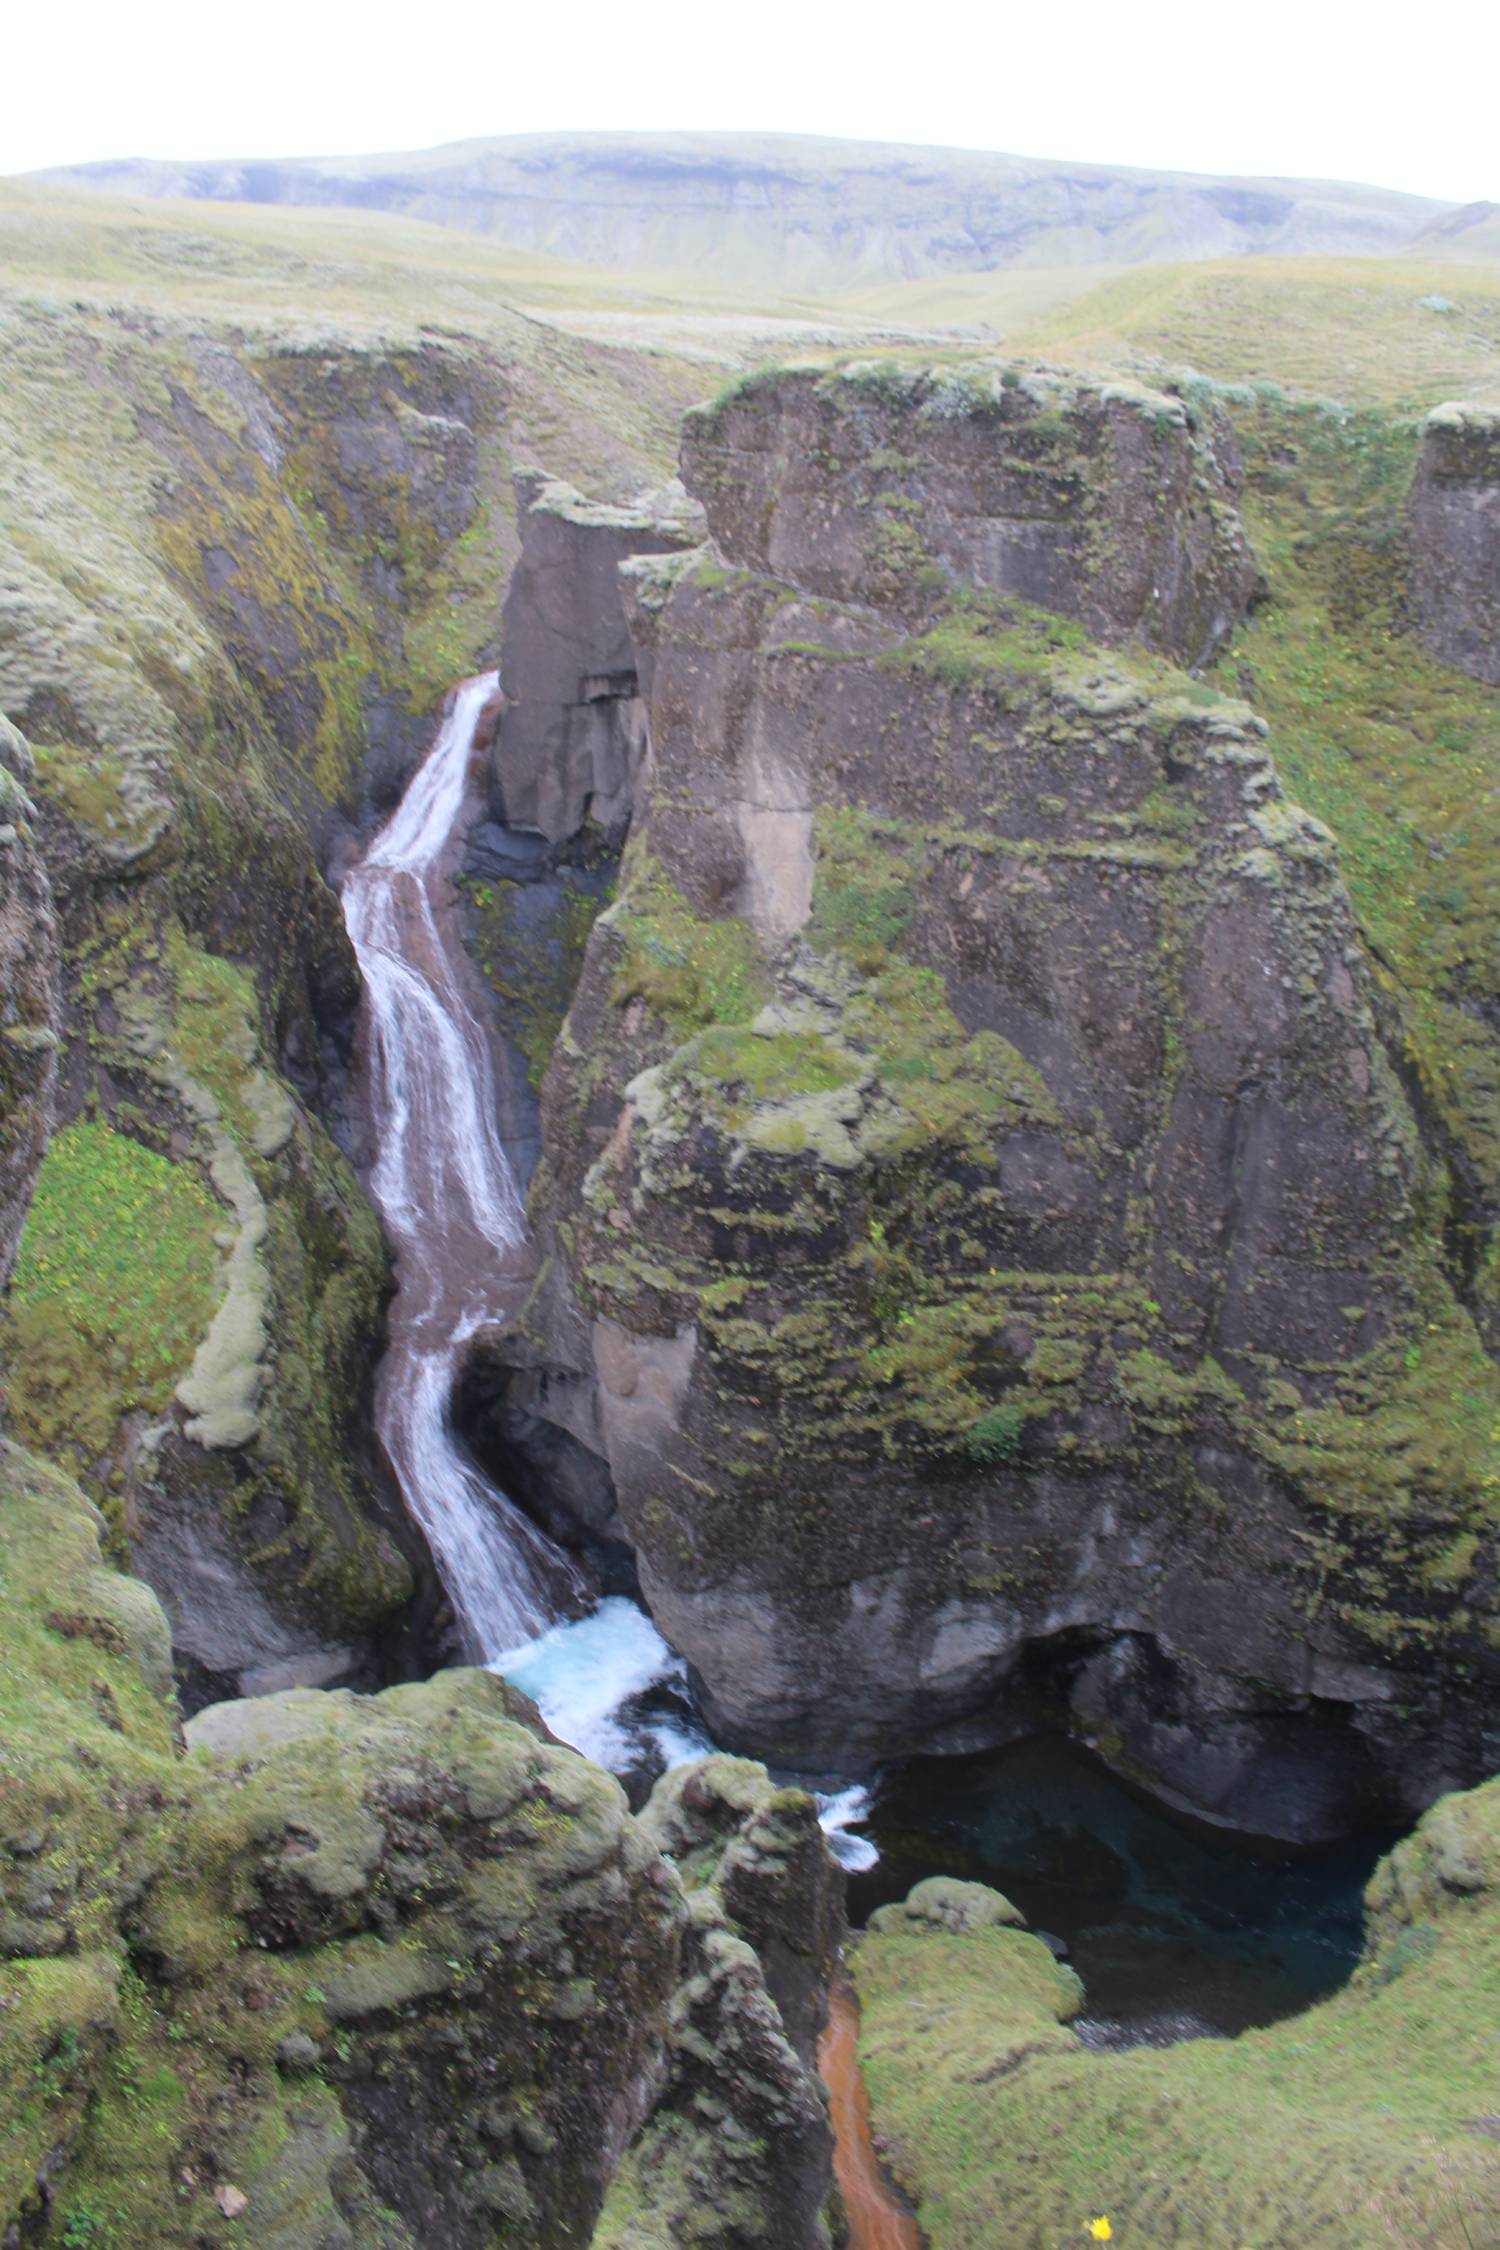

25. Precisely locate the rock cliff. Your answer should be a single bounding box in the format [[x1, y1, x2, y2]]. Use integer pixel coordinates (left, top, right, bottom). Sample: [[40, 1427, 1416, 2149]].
[[0, 717, 59, 1295], [0, 1441, 842, 2249], [1411, 402, 1500, 685], [0, 266, 692, 1702], [477, 361, 1500, 1842]]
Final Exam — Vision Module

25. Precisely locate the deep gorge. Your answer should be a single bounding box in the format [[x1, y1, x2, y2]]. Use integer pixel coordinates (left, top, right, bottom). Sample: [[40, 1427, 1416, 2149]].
[[2, 204, 1499, 2248]]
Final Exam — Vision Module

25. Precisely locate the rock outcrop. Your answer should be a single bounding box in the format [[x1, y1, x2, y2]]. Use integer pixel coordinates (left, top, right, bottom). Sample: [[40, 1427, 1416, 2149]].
[[851, 1783, 1500, 2246], [596, 1756, 843, 2247], [1411, 402, 1500, 684], [483, 362, 1500, 1842], [681, 363, 1264, 666], [0, 254, 695, 1703], [0, 1441, 843, 2250], [0, 716, 59, 1296], [494, 474, 705, 846]]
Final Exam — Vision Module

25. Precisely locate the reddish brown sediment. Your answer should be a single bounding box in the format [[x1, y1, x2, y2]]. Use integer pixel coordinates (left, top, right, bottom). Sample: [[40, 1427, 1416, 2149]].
[[820, 1979, 923, 2250]]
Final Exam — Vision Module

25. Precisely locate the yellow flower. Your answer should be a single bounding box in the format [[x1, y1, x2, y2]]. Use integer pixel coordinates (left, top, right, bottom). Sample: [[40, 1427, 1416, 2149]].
[[1089, 2224, 1113, 2244]]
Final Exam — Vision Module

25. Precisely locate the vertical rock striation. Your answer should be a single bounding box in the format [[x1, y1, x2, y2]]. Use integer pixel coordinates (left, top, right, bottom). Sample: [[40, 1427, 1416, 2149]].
[[484, 362, 1500, 1842], [1410, 401, 1500, 684], [0, 715, 59, 1299]]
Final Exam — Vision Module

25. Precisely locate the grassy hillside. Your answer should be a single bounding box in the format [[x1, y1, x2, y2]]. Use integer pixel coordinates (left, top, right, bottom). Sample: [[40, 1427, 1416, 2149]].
[[1017, 254, 1500, 409]]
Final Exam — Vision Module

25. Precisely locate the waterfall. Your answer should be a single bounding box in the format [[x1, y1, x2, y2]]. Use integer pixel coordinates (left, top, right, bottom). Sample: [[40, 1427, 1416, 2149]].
[[342, 673, 584, 1658], [340, 673, 875, 1867]]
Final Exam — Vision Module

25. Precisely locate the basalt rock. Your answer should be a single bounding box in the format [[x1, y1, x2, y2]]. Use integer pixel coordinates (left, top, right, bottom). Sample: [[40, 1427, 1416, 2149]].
[[0, 1441, 843, 2250], [596, 1755, 842, 2247], [681, 361, 1265, 666], [494, 473, 705, 846], [1410, 402, 1500, 685], [0, 315, 528, 1697], [489, 363, 1500, 1844]]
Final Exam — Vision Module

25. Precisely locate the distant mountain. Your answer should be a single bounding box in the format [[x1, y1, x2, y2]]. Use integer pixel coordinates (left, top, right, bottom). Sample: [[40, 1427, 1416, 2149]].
[[27, 131, 1457, 292], [1407, 199, 1500, 262]]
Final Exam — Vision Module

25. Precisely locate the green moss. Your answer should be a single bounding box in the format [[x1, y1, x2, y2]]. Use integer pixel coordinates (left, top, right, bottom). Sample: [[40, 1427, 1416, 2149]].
[[3, 1121, 222, 1473], [1210, 400, 1500, 1222], [463, 871, 610, 1090], [884, 594, 1091, 692], [668, 1024, 853, 1115], [806, 805, 921, 971], [854, 1783, 1500, 2249], [610, 864, 770, 1035], [964, 1402, 1024, 1464], [845, 963, 1060, 1153]]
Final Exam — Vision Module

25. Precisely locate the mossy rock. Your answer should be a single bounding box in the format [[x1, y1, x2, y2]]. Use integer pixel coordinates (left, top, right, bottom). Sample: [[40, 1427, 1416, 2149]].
[[853, 1779, 1500, 2249]]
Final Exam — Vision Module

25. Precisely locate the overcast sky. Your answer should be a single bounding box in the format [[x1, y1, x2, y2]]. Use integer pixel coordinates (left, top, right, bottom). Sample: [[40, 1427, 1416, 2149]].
[[6, 0, 1498, 203]]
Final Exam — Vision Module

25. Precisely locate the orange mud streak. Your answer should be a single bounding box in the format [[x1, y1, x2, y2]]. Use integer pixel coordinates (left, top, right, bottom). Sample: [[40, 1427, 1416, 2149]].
[[819, 1981, 923, 2250]]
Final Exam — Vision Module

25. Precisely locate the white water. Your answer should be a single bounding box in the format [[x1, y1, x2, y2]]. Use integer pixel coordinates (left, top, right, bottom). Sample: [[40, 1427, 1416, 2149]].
[[343, 675, 876, 1871], [342, 674, 584, 1658]]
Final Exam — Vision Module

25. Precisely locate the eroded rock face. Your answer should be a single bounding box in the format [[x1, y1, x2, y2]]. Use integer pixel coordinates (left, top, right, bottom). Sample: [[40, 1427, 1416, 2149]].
[[597, 1756, 842, 2247], [0, 324, 519, 1698], [491, 364, 1500, 1843], [1411, 402, 1500, 684], [0, 1442, 843, 2250], [0, 716, 59, 1297], [494, 475, 705, 845], [682, 362, 1265, 666]]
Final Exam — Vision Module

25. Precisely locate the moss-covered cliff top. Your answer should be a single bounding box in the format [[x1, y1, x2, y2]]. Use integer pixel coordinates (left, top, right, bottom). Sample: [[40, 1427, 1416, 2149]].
[[854, 1781, 1500, 2247]]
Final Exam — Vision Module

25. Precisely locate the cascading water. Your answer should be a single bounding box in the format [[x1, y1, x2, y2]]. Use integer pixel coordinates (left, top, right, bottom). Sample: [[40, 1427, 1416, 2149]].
[[342, 674, 585, 1657], [342, 674, 875, 1865]]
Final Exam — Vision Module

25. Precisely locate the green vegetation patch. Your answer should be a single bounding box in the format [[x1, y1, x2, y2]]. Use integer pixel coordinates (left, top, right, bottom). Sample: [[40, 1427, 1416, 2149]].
[[845, 963, 1060, 1152], [854, 1780, 1500, 2249], [807, 805, 922, 971], [4, 1120, 223, 1471], [610, 863, 769, 1035], [1211, 398, 1500, 1239], [463, 871, 610, 1090], [885, 594, 1092, 693], [668, 1024, 853, 1118], [28, 741, 130, 837]]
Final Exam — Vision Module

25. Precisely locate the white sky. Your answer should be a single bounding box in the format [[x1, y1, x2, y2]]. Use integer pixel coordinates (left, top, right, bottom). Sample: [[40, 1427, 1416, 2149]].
[[5, 0, 1499, 205]]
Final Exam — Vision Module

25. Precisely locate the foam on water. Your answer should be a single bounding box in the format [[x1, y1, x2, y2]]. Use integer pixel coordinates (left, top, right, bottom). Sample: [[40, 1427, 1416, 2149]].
[[496, 1596, 695, 1771], [497, 1597, 881, 1868], [817, 1783, 879, 1872]]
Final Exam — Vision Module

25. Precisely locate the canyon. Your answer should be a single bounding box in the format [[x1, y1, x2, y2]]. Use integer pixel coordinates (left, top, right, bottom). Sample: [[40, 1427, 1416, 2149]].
[[1, 173, 1499, 2248]]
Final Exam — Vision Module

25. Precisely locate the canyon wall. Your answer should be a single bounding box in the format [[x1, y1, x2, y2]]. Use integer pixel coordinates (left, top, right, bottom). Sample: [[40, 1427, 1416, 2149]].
[[0, 279, 687, 1704], [1411, 402, 1500, 686], [478, 362, 1500, 1843]]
